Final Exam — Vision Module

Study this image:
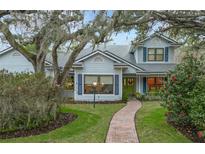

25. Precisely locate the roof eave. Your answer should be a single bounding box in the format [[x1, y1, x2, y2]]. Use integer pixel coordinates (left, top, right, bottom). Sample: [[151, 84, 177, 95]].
[[136, 72, 168, 75], [136, 33, 180, 46]]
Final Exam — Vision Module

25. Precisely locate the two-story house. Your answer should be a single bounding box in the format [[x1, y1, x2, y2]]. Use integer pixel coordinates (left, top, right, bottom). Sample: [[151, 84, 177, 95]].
[[73, 33, 181, 101], [0, 33, 180, 102]]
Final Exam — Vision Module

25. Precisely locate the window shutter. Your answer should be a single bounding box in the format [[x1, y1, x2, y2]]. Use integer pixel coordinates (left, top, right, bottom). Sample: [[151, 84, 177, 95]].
[[143, 77, 147, 94], [143, 47, 147, 62], [115, 75, 119, 95], [78, 74, 82, 95], [165, 47, 169, 62]]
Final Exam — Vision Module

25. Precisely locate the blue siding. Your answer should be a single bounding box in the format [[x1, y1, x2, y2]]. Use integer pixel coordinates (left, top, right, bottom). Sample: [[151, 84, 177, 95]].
[[165, 47, 169, 62], [78, 74, 82, 95], [143, 47, 147, 62], [115, 75, 119, 95], [143, 77, 147, 94]]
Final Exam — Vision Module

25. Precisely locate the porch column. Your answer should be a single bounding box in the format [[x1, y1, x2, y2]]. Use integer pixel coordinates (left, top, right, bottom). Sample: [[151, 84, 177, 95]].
[[138, 74, 141, 93]]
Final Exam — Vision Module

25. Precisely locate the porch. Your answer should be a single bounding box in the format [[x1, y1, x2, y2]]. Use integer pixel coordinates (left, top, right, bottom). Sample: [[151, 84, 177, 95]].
[[122, 73, 166, 98], [62, 73, 166, 101]]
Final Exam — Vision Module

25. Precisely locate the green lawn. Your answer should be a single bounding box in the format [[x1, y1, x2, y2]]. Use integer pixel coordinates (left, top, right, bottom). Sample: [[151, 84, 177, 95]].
[[135, 101, 191, 143], [0, 103, 124, 143]]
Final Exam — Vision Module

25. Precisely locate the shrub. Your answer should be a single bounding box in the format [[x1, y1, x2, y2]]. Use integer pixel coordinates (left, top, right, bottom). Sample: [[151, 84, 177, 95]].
[[0, 71, 61, 133], [161, 54, 205, 127], [143, 95, 161, 101], [135, 92, 143, 100], [189, 76, 205, 130]]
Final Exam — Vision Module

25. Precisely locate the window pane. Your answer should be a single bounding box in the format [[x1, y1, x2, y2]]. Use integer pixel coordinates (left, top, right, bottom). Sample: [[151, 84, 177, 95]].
[[84, 76, 98, 84], [100, 76, 113, 84], [84, 76, 98, 94], [156, 77, 163, 85], [147, 78, 155, 86], [148, 55, 155, 61], [156, 55, 163, 61], [99, 76, 113, 94], [156, 48, 164, 54], [147, 77, 164, 93], [99, 84, 113, 94], [148, 48, 155, 54]]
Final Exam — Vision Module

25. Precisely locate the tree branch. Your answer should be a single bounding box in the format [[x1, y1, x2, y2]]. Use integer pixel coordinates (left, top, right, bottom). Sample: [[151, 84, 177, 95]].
[[0, 21, 36, 66]]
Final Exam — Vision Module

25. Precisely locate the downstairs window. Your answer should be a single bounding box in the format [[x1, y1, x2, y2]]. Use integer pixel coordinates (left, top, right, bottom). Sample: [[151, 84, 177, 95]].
[[84, 75, 114, 94], [147, 77, 164, 93]]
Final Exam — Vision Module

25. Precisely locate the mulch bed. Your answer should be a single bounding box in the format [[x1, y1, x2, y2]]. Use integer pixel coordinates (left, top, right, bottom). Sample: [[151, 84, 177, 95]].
[[167, 118, 205, 143], [0, 113, 77, 139]]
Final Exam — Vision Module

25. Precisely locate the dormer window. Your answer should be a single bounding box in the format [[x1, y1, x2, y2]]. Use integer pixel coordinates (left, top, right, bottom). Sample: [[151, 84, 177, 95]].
[[148, 48, 164, 62]]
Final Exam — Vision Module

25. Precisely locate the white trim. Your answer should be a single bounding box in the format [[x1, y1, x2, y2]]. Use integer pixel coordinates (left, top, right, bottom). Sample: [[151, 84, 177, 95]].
[[45, 60, 53, 66], [146, 47, 166, 63], [75, 49, 144, 72], [137, 62, 176, 65], [136, 72, 167, 75], [75, 50, 121, 64], [157, 34, 179, 44], [105, 51, 144, 72], [82, 72, 115, 75], [144, 74, 166, 77], [0, 47, 53, 67], [0, 47, 13, 56], [139, 33, 179, 45], [143, 62, 169, 64], [114, 66, 128, 69], [82, 73, 115, 96], [81, 94, 116, 97]]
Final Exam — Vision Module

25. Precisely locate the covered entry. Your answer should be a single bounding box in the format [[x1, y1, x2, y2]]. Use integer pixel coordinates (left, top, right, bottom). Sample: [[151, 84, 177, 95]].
[[122, 77, 136, 99]]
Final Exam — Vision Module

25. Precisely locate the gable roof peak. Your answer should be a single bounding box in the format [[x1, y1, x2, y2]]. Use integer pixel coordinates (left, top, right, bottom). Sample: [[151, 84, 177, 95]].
[[134, 32, 180, 46]]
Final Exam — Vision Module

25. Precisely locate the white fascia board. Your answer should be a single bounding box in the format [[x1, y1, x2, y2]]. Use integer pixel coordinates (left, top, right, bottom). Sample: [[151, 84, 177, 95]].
[[105, 51, 144, 72], [75, 50, 121, 63], [0, 47, 13, 56], [139, 33, 179, 45]]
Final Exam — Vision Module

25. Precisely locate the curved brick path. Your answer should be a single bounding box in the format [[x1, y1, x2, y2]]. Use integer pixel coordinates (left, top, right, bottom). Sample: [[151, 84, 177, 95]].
[[106, 100, 142, 143]]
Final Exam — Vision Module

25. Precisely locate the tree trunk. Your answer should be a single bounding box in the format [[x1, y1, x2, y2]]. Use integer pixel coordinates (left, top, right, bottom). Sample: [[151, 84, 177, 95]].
[[56, 40, 88, 86], [51, 40, 63, 86], [34, 60, 45, 73]]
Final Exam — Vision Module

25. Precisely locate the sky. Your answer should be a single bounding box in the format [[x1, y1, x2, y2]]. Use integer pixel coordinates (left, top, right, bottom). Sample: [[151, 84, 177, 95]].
[[84, 11, 137, 45], [0, 11, 137, 51]]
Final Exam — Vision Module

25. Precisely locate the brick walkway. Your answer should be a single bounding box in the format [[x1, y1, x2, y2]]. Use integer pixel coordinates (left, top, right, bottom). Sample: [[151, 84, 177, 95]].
[[106, 100, 142, 143]]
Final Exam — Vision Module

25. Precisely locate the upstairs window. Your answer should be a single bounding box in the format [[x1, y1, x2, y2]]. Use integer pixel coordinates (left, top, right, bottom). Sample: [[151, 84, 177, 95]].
[[148, 48, 164, 62]]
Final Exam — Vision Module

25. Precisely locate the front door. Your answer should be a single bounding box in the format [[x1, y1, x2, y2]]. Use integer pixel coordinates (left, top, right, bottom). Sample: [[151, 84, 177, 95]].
[[122, 77, 136, 100]]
